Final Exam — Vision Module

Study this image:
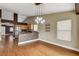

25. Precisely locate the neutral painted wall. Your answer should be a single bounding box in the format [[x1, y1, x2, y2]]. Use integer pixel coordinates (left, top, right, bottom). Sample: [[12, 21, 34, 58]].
[[76, 15, 79, 49], [26, 11, 79, 49], [0, 18, 1, 45], [18, 15, 27, 22]]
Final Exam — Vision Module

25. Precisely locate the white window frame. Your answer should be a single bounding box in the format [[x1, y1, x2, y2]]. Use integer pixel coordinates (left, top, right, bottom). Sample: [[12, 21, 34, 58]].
[[57, 20, 72, 41]]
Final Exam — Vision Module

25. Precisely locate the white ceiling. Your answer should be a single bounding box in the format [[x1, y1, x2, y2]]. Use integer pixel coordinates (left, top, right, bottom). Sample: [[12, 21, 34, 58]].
[[0, 3, 75, 17]]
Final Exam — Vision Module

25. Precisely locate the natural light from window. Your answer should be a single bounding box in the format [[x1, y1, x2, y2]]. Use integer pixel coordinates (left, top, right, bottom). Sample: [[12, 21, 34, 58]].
[[57, 20, 71, 41]]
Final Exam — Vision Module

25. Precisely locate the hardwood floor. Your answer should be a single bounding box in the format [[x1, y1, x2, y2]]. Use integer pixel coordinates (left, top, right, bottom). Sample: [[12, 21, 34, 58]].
[[0, 39, 79, 56]]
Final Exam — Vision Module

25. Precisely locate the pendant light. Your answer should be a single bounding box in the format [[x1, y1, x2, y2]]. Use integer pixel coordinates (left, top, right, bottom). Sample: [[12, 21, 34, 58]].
[[35, 3, 45, 24]]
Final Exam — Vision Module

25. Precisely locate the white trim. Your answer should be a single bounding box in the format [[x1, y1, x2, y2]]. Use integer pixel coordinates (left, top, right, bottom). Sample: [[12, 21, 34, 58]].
[[39, 39, 79, 52], [18, 38, 79, 52], [18, 39, 39, 45]]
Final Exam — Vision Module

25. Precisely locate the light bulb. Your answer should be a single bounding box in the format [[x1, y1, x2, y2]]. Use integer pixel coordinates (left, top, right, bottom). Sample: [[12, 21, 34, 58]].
[[41, 19, 45, 24], [36, 17, 39, 19], [36, 21, 39, 24], [38, 17, 43, 22], [35, 16, 45, 24], [35, 19, 37, 22]]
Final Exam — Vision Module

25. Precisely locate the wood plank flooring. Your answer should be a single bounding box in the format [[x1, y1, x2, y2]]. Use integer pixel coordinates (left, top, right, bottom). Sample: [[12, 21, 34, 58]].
[[0, 41, 79, 56]]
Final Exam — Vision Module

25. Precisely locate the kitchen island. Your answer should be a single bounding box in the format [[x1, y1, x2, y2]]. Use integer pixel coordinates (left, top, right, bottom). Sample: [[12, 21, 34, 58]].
[[18, 31, 38, 45]]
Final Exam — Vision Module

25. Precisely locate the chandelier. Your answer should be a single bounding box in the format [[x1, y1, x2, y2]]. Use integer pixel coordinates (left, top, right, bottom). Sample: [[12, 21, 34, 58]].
[[35, 3, 45, 24]]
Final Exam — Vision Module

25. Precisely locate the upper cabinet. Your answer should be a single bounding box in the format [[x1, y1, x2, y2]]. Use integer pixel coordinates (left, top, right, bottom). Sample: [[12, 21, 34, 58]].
[[75, 3, 79, 14], [2, 9, 13, 20]]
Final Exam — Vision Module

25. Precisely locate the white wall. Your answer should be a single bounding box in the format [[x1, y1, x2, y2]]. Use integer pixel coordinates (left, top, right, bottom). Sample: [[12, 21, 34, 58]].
[[18, 15, 27, 22]]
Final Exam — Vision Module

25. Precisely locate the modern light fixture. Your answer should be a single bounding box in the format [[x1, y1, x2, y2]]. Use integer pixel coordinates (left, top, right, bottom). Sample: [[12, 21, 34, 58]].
[[35, 3, 45, 24]]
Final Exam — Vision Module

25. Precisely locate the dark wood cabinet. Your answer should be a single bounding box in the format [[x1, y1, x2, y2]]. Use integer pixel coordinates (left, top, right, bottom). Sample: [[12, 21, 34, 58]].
[[75, 3, 79, 14]]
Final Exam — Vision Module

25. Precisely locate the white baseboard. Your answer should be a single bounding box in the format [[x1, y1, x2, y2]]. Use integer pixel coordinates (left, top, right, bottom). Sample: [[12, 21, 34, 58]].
[[18, 38, 79, 52], [39, 39, 79, 52], [18, 39, 39, 45]]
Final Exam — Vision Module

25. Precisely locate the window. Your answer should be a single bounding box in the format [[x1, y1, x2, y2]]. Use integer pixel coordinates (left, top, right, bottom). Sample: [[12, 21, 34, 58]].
[[1, 27, 5, 35], [10, 27, 13, 32], [57, 20, 71, 41]]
